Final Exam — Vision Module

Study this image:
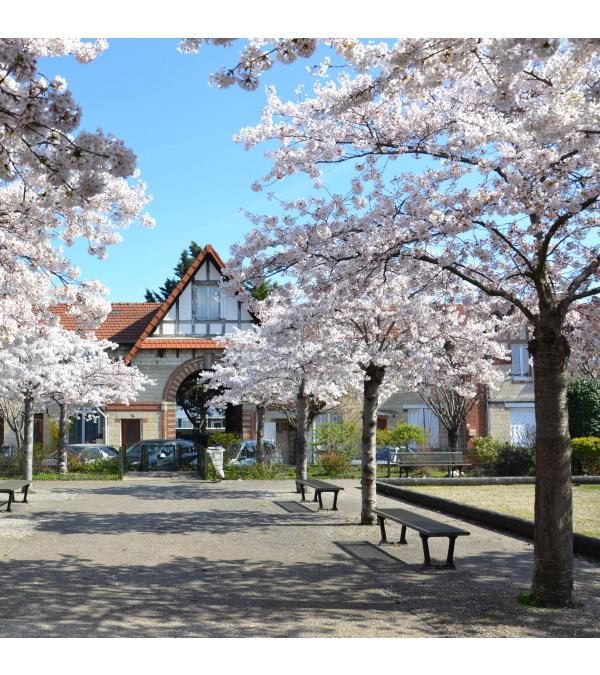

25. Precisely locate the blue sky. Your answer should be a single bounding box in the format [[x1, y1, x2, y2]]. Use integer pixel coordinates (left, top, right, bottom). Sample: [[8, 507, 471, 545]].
[[36, 30, 597, 303], [39, 39, 342, 301]]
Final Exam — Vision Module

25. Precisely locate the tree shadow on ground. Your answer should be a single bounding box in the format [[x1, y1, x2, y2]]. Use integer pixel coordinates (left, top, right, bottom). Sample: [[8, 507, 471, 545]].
[[37, 482, 297, 503], [0, 545, 598, 638], [32, 508, 353, 536]]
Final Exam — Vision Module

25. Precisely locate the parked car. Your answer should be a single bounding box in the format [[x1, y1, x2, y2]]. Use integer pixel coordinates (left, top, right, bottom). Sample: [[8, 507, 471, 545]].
[[41, 444, 118, 469], [125, 439, 195, 470], [229, 440, 283, 466], [1, 444, 16, 458]]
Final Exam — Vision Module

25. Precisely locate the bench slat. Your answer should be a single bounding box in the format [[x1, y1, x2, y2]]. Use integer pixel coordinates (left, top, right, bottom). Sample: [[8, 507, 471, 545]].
[[391, 452, 466, 462], [0, 480, 31, 490], [296, 479, 343, 491], [372, 507, 469, 537]]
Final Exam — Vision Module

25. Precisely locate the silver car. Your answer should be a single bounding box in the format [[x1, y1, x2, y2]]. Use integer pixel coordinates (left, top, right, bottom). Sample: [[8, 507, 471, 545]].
[[41, 444, 118, 469], [229, 440, 283, 466]]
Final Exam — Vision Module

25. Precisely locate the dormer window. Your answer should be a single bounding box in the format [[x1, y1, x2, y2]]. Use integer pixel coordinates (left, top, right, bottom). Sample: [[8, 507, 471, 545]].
[[195, 284, 220, 320]]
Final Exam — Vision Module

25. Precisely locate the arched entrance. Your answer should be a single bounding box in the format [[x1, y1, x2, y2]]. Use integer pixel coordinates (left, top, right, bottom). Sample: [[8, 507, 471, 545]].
[[161, 357, 243, 444]]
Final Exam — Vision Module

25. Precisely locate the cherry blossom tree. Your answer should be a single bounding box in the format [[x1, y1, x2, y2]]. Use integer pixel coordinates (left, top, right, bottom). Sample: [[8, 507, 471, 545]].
[[203, 291, 360, 483], [195, 37, 599, 607], [44, 332, 152, 474], [0, 39, 153, 344], [306, 276, 442, 525], [0, 322, 151, 478], [416, 302, 508, 450], [200, 325, 285, 464]]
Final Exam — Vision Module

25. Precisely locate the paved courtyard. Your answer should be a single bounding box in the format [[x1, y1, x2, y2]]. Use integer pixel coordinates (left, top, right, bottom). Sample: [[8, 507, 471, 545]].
[[0, 476, 599, 638]]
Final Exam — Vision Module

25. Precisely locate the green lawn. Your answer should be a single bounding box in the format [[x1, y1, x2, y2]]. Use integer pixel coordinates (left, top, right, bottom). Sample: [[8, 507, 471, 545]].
[[403, 484, 600, 538]]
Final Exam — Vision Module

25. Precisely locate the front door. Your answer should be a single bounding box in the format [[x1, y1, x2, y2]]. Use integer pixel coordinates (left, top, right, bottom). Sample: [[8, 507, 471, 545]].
[[121, 419, 141, 449]]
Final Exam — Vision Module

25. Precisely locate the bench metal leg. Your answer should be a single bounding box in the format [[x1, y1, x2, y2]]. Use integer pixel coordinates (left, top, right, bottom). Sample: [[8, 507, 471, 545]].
[[332, 491, 339, 511], [420, 534, 432, 567], [299, 484, 307, 502], [445, 536, 457, 568], [316, 491, 323, 510], [399, 525, 408, 544], [313, 490, 319, 503], [21, 485, 29, 503], [377, 516, 388, 545]]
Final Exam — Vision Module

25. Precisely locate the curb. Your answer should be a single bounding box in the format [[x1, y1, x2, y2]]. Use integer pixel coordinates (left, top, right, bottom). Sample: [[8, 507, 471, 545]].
[[376, 480, 600, 560], [377, 476, 600, 486]]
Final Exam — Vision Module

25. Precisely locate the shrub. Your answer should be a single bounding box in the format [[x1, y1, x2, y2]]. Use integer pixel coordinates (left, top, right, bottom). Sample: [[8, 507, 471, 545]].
[[494, 444, 536, 476], [222, 462, 294, 480], [470, 436, 502, 471], [81, 458, 119, 474], [378, 422, 427, 449], [568, 379, 600, 438], [312, 422, 359, 457], [320, 452, 351, 477], [209, 432, 242, 450], [571, 437, 600, 475]]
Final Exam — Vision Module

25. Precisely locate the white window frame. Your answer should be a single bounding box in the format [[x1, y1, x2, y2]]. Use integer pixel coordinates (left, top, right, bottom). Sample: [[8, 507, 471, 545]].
[[195, 284, 221, 321], [507, 404, 536, 446], [511, 343, 532, 381]]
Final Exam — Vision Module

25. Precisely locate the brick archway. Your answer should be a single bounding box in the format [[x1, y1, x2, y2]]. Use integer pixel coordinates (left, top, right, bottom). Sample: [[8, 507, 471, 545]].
[[163, 357, 207, 403], [161, 357, 207, 437]]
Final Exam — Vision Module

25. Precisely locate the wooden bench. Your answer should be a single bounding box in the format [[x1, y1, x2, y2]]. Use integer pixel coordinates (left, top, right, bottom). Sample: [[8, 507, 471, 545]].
[[0, 480, 31, 512], [296, 479, 343, 511], [390, 451, 471, 477], [372, 507, 470, 568]]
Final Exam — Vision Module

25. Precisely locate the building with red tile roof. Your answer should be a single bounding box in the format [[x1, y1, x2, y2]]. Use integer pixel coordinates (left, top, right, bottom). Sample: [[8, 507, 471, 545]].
[[40, 245, 267, 452]]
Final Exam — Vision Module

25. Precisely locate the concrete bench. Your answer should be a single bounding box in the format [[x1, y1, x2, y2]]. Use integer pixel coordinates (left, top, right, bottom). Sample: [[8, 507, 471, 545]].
[[0, 480, 31, 512], [296, 478, 343, 511], [390, 451, 471, 477], [372, 506, 470, 568]]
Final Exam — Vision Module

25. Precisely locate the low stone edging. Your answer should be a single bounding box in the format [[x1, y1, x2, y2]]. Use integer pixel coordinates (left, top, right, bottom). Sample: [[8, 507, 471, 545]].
[[377, 475, 600, 486], [376, 479, 600, 560]]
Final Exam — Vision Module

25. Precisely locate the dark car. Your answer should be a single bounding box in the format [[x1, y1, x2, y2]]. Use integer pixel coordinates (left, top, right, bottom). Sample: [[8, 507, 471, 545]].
[[125, 439, 195, 470], [1, 444, 16, 458]]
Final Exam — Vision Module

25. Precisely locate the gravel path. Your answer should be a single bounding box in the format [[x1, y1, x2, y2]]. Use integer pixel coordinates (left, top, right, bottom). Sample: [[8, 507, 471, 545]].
[[0, 477, 598, 637]]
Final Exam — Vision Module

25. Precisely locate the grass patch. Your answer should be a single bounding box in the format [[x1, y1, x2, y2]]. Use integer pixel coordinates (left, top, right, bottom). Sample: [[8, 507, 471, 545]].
[[0, 472, 121, 481], [202, 462, 394, 481], [517, 593, 538, 607], [403, 484, 600, 538]]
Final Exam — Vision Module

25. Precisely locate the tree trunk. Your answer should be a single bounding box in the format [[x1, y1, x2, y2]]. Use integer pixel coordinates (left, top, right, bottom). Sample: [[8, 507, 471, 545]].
[[529, 311, 573, 607], [58, 403, 69, 474], [361, 363, 386, 525], [22, 395, 34, 482], [295, 380, 308, 489], [256, 404, 266, 465], [447, 427, 459, 450]]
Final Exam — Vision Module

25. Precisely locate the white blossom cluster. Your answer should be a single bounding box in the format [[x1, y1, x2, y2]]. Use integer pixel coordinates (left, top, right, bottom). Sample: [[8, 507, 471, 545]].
[[213, 39, 600, 329], [180, 38, 317, 90], [0, 39, 153, 348], [0, 321, 152, 411], [203, 289, 361, 413]]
